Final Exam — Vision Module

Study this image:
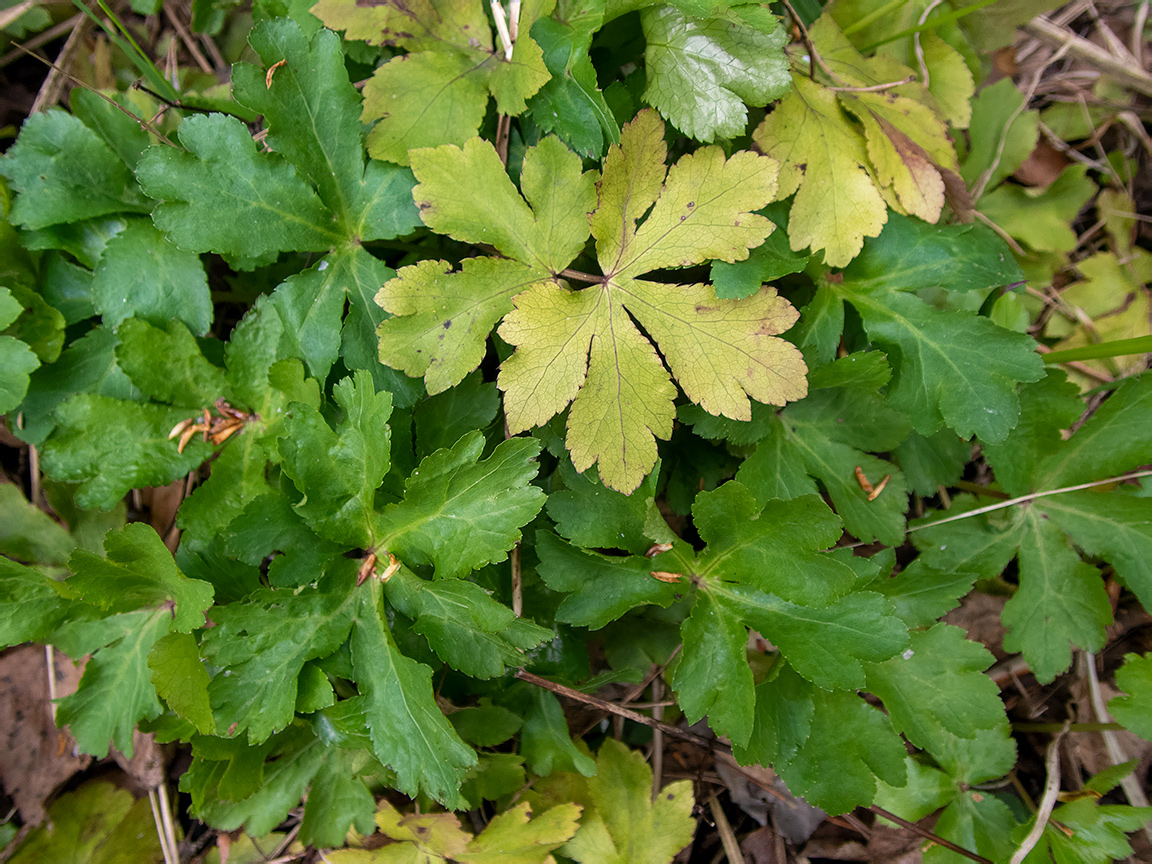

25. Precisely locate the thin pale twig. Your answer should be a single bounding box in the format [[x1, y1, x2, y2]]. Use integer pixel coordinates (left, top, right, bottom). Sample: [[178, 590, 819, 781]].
[[1084, 652, 1152, 843], [908, 469, 1152, 532], [870, 805, 993, 864], [1009, 722, 1069, 864]]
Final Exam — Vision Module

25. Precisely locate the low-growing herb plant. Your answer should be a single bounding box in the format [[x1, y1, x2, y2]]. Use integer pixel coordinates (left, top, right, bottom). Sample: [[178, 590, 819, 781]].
[[2, 0, 1151, 861]]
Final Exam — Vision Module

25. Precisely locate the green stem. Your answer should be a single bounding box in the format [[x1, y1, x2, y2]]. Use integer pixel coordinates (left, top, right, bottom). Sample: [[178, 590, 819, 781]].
[[1042, 335, 1152, 364], [859, 0, 997, 51]]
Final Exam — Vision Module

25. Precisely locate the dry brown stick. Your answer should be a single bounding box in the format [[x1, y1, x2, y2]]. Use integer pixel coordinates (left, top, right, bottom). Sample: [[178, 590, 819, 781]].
[[30, 13, 88, 113], [870, 806, 993, 864], [163, 3, 213, 75], [1022, 15, 1152, 98], [0, 13, 83, 70], [515, 668, 719, 751]]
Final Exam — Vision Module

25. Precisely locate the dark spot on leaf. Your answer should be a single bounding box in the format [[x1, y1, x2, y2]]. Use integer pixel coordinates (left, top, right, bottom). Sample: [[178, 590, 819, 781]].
[[827, 272, 843, 284], [679, 215, 686, 222], [443, 320, 452, 329], [695, 304, 715, 313], [687, 201, 695, 208], [416, 825, 428, 834], [417, 201, 432, 211]]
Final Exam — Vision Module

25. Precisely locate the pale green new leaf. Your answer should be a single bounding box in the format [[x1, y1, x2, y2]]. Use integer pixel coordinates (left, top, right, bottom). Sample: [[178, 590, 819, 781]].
[[641, 5, 789, 142], [457, 801, 582, 864], [350, 580, 476, 808], [377, 135, 594, 392], [559, 739, 694, 864]]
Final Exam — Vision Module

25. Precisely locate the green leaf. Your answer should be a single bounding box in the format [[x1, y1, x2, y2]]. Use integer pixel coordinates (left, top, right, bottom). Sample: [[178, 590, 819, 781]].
[[1108, 653, 1152, 740], [961, 77, 1038, 196], [672, 589, 757, 746], [0, 473, 73, 566], [562, 739, 695, 864], [115, 318, 230, 408], [1040, 492, 1152, 612], [773, 683, 908, 815], [40, 395, 211, 510], [1035, 373, 1152, 489], [149, 631, 215, 734], [350, 580, 477, 808], [373, 432, 545, 579], [864, 624, 1007, 749], [67, 522, 214, 632], [709, 204, 813, 300], [279, 370, 394, 548], [1002, 510, 1111, 683], [521, 687, 597, 778], [0, 287, 40, 413], [233, 20, 407, 234], [895, 430, 973, 498], [384, 565, 549, 678], [873, 559, 976, 628], [413, 370, 499, 458], [535, 531, 681, 629], [91, 218, 212, 335], [0, 110, 151, 229], [980, 163, 1097, 253], [547, 459, 664, 555], [529, 15, 618, 158], [137, 112, 339, 257], [839, 212, 1023, 294], [843, 289, 1043, 442], [725, 583, 909, 691], [641, 5, 790, 142], [737, 384, 911, 546], [202, 569, 358, 743], [693, 484, 859, 606], [56, 609, 170, 757], [0, 557, 71, 646], [927, 792, 1019, 864], [7, 781, 162, 864], [1020, 798, 1152, 864], [14, 325, 137, 447]]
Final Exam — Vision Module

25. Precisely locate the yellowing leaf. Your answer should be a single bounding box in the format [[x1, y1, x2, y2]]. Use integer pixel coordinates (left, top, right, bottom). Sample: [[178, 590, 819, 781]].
[[315, 0, 551, 165], [383, 111, 806, 492], [377, 136, 596, 393], [921, 31, 974, 129], [457, 802, 581, 863], [754, 74, 887, 266]]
